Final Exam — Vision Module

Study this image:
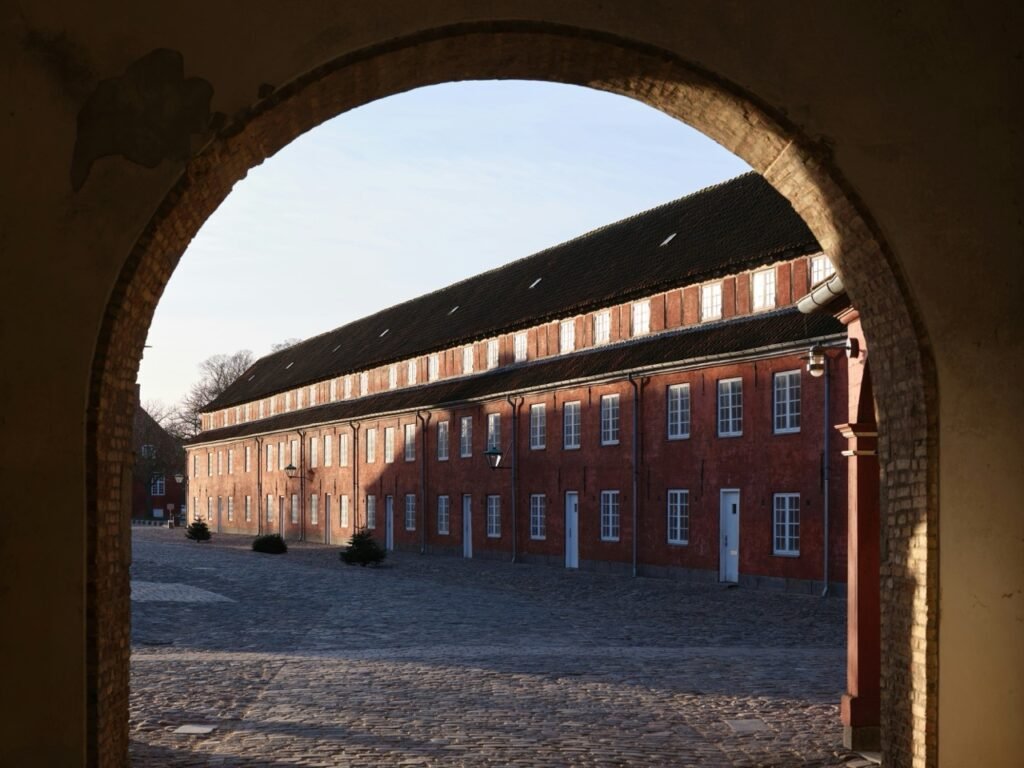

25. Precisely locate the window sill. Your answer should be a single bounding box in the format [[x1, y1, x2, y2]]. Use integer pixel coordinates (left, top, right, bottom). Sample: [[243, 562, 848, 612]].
[[773, 428, 801, 436], [718, 432, 742, 438], [667, 434, 690, 441], [530, 535, 546, 541], [773, 551, 800, 558], [600, 537, 620, 543], [601, 440, 621, 447], [668, 540, 689, 546], [563, 444, 580, 451]]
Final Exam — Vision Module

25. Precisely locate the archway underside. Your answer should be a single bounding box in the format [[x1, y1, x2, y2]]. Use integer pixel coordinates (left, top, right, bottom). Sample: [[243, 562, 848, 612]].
[[88, 24, 937, 767]]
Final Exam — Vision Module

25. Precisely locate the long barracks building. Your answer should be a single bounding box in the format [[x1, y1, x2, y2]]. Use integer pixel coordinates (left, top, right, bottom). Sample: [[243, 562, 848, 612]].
[[186, 173, 849, 590]]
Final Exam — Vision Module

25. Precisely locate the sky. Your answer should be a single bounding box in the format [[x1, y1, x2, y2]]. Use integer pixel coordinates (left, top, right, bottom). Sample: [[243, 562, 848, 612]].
[[138, 80, 750, 406]]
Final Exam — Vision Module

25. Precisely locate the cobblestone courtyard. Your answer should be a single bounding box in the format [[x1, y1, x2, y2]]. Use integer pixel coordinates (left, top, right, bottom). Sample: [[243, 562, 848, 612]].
[[130, 528, 863, 767]]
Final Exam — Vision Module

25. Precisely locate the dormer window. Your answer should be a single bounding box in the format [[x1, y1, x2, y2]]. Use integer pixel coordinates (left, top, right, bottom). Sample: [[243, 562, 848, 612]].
[[559, 319, 575, 353], [752, 268, 776, 311], [811, 254, 836, 285], [701, 282, 723, 321], [632, 300, 651, 336]]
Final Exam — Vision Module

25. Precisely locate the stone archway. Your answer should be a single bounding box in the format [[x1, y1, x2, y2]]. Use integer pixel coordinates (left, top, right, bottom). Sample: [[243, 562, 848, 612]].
[[87, 23, 936, 767]]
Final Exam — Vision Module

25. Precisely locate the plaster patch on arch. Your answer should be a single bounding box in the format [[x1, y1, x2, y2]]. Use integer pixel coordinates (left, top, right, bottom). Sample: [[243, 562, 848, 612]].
[[87, 22, 938, 767]]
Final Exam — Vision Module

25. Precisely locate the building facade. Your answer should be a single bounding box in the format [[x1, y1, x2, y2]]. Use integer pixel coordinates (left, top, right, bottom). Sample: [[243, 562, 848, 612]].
[[187, 173, 848, 590], [132, 399, 186, 522]]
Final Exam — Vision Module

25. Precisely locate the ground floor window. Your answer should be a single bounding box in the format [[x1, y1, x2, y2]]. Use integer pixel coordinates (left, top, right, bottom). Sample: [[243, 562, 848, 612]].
[[486, 495, 501, 538], [773, 493, 800, 555], [530, 494, 546, 539], [437, 495, 450, 535], [366, 495, 377, 529], [340, 495, 349, 528], [405, 493, 416, 531], [600, 490, 620, 541], [667, 489, 689, 544], [226, 496, 234, 522], [266, 495, 274, 523], [291, 494, 299, 524], [310, 494, 319, 525]]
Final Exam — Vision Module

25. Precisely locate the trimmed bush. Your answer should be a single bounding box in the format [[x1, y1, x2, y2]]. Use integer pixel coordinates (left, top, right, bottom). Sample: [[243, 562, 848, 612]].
[[252, 534, 287, 554], [185, 518, 211, 542], [341, 530, 386, 566]]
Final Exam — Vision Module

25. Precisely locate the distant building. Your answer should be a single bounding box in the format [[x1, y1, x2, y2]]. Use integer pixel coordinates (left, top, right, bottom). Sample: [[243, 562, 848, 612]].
[[186, 173, 847, 591], [132, 396, 187, 522]]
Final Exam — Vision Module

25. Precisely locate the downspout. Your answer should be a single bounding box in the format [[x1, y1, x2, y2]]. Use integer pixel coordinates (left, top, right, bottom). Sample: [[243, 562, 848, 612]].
[[506, 395, 523, 564], [416, 411, 431, 555], [255, 437, 264, 535], [351, 422, 360, 530], [298, 430, 307, 542], [627, 374, 640, 578], [822, 358, 831, 597]]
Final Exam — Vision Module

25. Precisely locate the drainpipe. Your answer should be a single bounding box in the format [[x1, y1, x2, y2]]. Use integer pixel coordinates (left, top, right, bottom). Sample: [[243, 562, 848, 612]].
[[416, 411, 431, 555], [298, 430, 307, 542], [506, 395, 523, 564], [822, 358, 831, 597], [351, 422, 360, 530], [627, 374, 640, 578], [255, 436, 264, 535]]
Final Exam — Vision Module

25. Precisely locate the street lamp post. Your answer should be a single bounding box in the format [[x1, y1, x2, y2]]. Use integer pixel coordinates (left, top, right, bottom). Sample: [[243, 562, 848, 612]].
[[173, 471, 186, 527]]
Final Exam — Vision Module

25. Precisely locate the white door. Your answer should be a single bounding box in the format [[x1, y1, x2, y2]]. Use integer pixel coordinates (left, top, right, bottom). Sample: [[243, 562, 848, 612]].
[[720, 489, 740, 583], [462, 494, 473, 559], [385, 495, 394, 551], [565, 491, 579, 569]]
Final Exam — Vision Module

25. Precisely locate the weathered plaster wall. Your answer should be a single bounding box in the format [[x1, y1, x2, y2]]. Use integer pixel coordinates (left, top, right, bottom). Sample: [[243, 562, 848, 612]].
[[0, 3, 1019, 767]]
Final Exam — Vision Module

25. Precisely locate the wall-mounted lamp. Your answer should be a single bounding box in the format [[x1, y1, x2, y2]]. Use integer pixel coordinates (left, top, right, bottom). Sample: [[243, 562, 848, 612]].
[[806, 345, 827, 378], [284, 463, 298, 479], [846, 337, 861, 359], [484, 446, 505, 470]]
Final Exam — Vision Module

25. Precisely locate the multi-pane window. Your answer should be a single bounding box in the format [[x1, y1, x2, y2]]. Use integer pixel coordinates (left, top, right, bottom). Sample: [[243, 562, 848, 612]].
[[339, 433, 349, 466], [667, 383, 691, 440], [600, 490, 620, 541], [290, 439, 299, 466], [359, 371, 369, 396], [773, 370, 801, 433], [208, 453, 213, 476], [388, 365, 397, 390], [701, 282, 723, 321], [563, 401, 581, 449], [559, 319, 575, 353], [437, 495, 450, 535], [309, 386, 317, 407], [366, 495, 377, 529], [324, 435, 333, 467], [514, 332, 528, 363], [226, 496, 234, 522], [530, 404, 546, 449], [150, 473, 165, 496], [773, 493, 801, 555], [266, 494, 274, 523], [593, 311, 610, 345], [632, 300, 651, 336], [486, 495, 501, 538], [600, 394, 620, 445], [667, 489, 689, 544], [486, 412, 501, 451], [407, 359, 418, 386], [428, 353, 439, 382], [309, 438, 318, 468], [192, 454, 198, 477], [752, 267, 776, 310], [310, 494, 318, 525], [278, 441, 285, 470], [330, 378, 338, 401], [811, 254, 835, 285], [463, 345, 474, 374], [290, 494, 299, 525], [404, 423, 416, 461], [244, 445, 251, 472], [460, 416, 473, 457], [207, 497, 213, 521], [384, 427, 395, 463], [405, 494, 416, 531], [529, 494, 546, 539], [366, 428, 377, 463], [244, 495, 252, 522], [486, 339, 499, 369], [344, 375, 353, 399], [227, 449, 234, 474], [339, 495, 349, 528], [437, 421, 450, 461], [718, 378, 743, 436]]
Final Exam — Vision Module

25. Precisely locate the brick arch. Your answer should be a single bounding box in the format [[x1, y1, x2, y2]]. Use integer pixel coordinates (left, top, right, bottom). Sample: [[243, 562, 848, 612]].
[[88, 23, 936, 766]]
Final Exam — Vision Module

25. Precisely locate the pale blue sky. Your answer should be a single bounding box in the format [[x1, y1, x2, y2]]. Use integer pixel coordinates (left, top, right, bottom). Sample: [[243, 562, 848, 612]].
[[139, 81, 749, 405]]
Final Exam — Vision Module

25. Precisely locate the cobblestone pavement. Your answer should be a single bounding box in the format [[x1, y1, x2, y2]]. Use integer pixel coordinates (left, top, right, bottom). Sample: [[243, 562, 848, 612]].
[[130, 528, 863, 767]]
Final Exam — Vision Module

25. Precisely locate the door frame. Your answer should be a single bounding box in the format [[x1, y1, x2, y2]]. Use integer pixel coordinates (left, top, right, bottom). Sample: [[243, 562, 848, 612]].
[[565, 491, 579, 569], [462, 494, 473, 559], [719, 488, 740, 583], [385, 494, 394, 551]]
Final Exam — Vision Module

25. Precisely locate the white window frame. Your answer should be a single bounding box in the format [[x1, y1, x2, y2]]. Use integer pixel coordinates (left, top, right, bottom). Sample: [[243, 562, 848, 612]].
[[244, 495, 252, 522], [563, 401, 581, 450], [278, 441, 285, 470], [437, 420, 450, 461], [773, 370, 802, 434], [310, 494, 318, 525], [593, 310, 610, 345], [529, 494, 546, 540], [384, 426, 395, 464], [330, 378, 338, 401], [752, 267, 776, 311], [459, 416, 473, 457], [324, 435, 333, 467], [600, 394, 620, 445], [309, 438, 318, 468], [600, 490, 620, 541], [404, 423, 416, 461], [266, 444, 274, 472], [773, 493, 801, 555], [366, 495, 377, 529], [486, 412, 501, 452], [405, 493, 416, 531], [408, 359, 418, 386], [667, 489, 689, 544], [266, 494, 274, 523], [632, 300, 651, 336], [559, 319, 575, 353], [227, 448, 234, 474], [359, 371, 369, 396], [365, 428, 377, 464], [150, 473, 165, 496], [667, 383, 691, 440], [290, 493, 299, 524], [529, 403, 546, 449], [811, 254, 835, 285], [244, 445, 251, 472], [717, 378, 743, 437], [388, 365, 397, 390], [486, 339, 499, 369], [486, 495, 501, 538], [344, 376, 353, 399], [339, 433, 349, 467], [463, 344, 474, 374], [428, 353, 439, 382], [290, 439, 299, 466], [437, 495, 450, 535], [701, 282, 723, 321], [513, 332, 528, 363], [340, 495, 349, 528]]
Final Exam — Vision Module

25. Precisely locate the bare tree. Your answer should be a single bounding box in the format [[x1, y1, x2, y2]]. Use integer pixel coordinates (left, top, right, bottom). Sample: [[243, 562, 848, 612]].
[[142, 399, 177, 428], [270, 337, 302, 352], [170, 350, 255, 438]]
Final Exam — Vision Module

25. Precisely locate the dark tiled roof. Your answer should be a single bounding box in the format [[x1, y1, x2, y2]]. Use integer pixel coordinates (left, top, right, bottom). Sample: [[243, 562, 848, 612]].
[[206, 172, 818, 411], [189, 308, 842, 445]]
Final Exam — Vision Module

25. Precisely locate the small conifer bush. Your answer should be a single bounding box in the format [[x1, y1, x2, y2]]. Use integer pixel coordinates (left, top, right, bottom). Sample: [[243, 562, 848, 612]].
[[185, 518, 211, 542], [341, 530, 386, 566], [252, 534, 287, 554]]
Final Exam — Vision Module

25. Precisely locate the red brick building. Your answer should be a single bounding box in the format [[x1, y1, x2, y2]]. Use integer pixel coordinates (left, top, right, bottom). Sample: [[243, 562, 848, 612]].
[[186, 173, 848, 590], [132, 400, 187, 522]]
